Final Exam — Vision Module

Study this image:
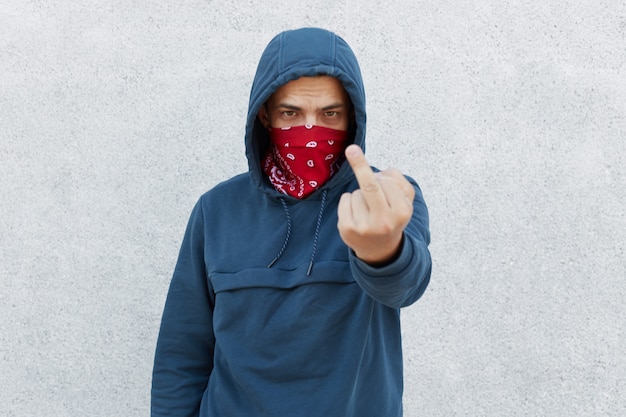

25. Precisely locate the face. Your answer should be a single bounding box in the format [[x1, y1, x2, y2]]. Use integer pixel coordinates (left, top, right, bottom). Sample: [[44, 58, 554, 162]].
[[259, 76, 352, 131]]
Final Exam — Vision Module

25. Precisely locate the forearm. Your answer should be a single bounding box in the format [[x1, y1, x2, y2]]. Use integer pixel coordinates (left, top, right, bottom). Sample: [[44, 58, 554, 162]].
[[349, 177, 431, 308], [349, 231, 431, 308]]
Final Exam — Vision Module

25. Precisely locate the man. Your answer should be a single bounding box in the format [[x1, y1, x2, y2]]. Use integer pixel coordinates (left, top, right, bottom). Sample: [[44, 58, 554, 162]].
[[151, 27, 431, 416]]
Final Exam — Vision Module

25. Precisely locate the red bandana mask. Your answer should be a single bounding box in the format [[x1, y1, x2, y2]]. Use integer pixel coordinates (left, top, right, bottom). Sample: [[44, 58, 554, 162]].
[[263, 124, 349, 199]]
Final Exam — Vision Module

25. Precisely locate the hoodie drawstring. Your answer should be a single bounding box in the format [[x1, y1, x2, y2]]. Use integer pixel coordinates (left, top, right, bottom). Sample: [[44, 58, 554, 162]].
[[267, 197, 292, 269], [307, 189, 327, 276], [267, 189, 328, 276]]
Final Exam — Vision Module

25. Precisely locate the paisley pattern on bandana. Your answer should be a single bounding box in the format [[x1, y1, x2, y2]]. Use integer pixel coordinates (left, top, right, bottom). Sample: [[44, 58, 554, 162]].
[[263, 124, 349, 199]]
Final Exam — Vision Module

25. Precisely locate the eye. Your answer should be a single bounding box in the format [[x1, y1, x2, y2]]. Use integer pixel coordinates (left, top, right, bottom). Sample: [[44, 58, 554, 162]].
[[282, 111, 297, 117], [324, 111, 339, 117]]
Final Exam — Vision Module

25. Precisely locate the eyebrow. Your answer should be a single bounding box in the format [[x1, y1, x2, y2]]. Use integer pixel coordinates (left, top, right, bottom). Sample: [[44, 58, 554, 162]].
[[275, 102, 347, 111]]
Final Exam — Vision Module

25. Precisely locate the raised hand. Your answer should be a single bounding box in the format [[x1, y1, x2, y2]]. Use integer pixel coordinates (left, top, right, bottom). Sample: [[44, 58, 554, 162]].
[[337, 145, 415, 265]]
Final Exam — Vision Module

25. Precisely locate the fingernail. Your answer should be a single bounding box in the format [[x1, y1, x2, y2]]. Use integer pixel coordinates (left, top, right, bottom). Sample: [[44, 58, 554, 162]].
[[346, 145, 359, 157]]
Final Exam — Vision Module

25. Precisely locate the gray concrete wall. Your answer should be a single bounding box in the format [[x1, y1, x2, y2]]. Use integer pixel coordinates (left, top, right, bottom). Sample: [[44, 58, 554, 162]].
[[1, 1, 624, 416]]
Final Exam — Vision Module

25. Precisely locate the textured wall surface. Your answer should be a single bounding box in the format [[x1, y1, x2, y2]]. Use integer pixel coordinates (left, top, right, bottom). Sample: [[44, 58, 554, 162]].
[[1, 1, 625, 416]]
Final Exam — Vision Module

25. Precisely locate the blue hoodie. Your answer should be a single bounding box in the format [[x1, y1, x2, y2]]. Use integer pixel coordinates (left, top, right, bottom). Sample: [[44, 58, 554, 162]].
[[151, 28, 432, 417]]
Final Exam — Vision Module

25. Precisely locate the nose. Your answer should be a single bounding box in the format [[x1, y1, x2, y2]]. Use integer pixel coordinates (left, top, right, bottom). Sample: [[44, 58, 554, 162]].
[[304, 113, 318, 127]]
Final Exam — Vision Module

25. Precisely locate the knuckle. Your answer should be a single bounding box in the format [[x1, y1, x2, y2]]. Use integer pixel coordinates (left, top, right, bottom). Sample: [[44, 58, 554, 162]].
[[378, 220, 394, 235], [362, 181, 380, 193], [362, 218, 393, 236], [397, 204, 413, 222], [351, 222, 374, 237]]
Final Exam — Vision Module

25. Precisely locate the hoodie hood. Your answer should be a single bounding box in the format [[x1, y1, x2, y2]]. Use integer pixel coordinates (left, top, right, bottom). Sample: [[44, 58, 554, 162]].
[[245, 28, 367, 200]]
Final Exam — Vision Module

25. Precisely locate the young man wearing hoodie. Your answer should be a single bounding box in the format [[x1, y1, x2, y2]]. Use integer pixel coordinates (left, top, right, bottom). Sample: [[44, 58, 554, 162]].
[[151, 27, 432, 416]]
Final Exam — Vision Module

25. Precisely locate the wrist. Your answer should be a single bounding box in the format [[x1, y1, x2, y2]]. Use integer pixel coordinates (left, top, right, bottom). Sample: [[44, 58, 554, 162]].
[[355, 234, 404, 267]]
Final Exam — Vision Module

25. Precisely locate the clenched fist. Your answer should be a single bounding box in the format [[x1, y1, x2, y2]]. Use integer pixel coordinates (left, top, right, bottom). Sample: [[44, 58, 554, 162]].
[[337, 145, 416, 266]]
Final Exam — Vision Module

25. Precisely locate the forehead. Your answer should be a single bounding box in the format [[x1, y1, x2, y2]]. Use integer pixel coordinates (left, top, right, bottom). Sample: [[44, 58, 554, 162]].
[[269, 76, 349, 105]]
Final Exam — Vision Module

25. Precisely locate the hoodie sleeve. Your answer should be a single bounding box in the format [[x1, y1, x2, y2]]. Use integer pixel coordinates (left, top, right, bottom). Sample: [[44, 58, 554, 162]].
[[151, 199, 215, 417], [349, 177, 432, 309]]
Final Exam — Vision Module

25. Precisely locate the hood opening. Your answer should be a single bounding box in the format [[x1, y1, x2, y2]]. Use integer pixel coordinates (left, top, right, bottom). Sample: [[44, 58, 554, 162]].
[[244, 28, 367, 199]]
